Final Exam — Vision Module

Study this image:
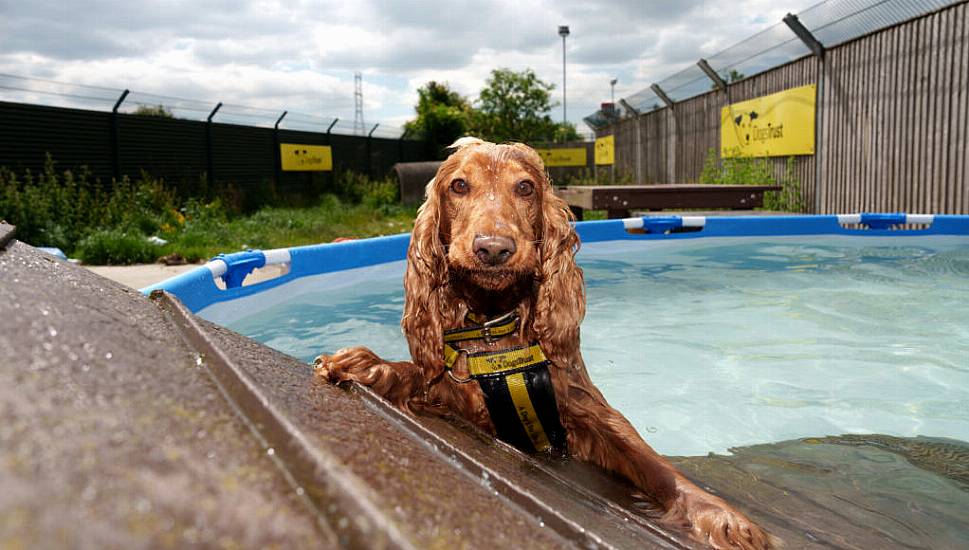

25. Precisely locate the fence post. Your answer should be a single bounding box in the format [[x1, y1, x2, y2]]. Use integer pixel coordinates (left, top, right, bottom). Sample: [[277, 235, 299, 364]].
[[650, 84, 676, 182], [367, 123, 379, 178], [397, 128, 411, 164], [273, 110, 287, 186], [619, 99, 642, 184], [206, 102, 222, 188], [783, 13, 826, 213], [111, 89, 129, 182]]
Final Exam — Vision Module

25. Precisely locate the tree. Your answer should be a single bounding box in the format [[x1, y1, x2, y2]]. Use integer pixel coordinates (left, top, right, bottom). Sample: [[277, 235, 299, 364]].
[[471, 68, 563, 143], [133, 104, 174, 118], [403, 81, 472, 158], [710, 69, 745, 90], [551, 121, 581, 143]]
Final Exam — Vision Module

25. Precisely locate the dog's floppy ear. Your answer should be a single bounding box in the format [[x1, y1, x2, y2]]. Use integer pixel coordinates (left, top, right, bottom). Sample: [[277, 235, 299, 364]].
[[401, 167, 452, 375], [527, 150, 586, 367]]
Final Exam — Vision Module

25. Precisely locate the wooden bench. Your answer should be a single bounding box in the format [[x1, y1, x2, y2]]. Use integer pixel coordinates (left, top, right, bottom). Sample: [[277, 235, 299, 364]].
[[554, 184, 783, 220]]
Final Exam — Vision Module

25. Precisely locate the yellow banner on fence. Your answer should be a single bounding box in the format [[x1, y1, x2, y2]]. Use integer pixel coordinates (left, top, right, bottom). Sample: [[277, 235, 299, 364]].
[[721, 84, 816, 158], [280, 143, 333, 171], [595, 134, 615, 165], [535, 147, 587, 167]]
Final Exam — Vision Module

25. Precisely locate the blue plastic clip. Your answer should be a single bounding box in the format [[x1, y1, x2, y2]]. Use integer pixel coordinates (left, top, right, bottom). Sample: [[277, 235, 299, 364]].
[[212, 250, 266, 288], [641, 216, 683, 234], [860, 213, 906, 230]]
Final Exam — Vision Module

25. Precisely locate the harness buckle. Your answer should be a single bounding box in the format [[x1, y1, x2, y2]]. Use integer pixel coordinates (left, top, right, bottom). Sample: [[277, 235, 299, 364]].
[[446, 347, 475, 384], [447, 369, 475, 384], [481, 311, 517, 343]]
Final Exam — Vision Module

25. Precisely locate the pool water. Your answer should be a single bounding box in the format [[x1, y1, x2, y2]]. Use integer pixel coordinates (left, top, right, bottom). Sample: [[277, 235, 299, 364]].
[[227, 237, 969, 457]]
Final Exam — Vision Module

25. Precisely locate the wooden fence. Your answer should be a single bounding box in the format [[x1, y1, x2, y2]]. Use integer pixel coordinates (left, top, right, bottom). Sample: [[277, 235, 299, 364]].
[[603, 1, 968, 214]]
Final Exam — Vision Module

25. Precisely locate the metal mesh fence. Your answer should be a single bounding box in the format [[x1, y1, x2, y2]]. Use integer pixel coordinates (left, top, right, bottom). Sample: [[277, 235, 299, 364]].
[[585, 0, 962, 129], [0, 73, 407, 139]]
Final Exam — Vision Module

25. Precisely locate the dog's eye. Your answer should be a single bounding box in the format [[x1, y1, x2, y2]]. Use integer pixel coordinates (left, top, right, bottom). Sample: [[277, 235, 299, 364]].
[[450, 179, 469, 195], [515, 180, 535, 197]]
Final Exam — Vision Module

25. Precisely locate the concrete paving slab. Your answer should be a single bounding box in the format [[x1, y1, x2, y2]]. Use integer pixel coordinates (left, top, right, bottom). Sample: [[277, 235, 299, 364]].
[[1, 226, 690, 549]]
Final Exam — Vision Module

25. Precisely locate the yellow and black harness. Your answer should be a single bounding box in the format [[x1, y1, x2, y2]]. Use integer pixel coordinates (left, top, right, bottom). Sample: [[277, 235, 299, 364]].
[[443, 312, 566, 453]]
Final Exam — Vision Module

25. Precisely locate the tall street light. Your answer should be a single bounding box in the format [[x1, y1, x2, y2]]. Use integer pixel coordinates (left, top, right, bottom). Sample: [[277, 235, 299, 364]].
[[610, 78, 618, 103], [558, 25, 570, 126]]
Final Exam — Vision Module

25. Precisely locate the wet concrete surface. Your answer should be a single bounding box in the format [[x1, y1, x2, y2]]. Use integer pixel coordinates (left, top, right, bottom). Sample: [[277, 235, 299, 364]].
[[0, 225, 320, 548], [671, 436, 969, 549], [0, 224, 689, 549]]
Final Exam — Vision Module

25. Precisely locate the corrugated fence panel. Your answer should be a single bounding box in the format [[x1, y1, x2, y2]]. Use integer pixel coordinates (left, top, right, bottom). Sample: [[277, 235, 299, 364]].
[[211, 122, 275, 187], [0, 101, 113, 180], [119, 115, 206, 188], [0, 100, 428, 203]]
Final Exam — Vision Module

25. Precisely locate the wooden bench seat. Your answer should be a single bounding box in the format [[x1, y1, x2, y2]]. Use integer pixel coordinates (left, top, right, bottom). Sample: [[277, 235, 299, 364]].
[[554, 184, 783, 220]]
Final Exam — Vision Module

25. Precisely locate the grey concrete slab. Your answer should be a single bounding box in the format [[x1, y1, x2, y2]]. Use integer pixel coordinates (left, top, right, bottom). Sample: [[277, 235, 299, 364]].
[[0, 238, 321, 549], [1, 232, 691, 549]]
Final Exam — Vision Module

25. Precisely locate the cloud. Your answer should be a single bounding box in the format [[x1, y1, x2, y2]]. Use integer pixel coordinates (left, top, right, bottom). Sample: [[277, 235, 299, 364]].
[[0, 0, 821, 132]]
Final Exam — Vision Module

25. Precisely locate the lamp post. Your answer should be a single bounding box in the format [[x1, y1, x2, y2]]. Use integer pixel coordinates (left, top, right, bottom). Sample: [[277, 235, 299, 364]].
[[610, 78, 617, 103], [558, 25, 570, 126]]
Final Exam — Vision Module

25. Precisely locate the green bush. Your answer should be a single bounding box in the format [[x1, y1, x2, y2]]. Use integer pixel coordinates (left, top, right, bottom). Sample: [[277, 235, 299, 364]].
[[563, 167, 634, 186], [0, 156, 182, 252], [75, 229, 161, 265], [699, 148, 804, 212], [0, 158, 414, 264]]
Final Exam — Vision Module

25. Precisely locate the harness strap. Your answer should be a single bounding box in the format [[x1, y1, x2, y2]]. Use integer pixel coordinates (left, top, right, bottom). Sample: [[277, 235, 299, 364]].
[[441, 312, 566, 453], [443, 311, 519, 344]]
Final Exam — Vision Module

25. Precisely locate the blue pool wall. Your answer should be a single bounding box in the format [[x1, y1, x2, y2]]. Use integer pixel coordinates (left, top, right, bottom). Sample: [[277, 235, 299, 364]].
[[142, 213, 969, 315]]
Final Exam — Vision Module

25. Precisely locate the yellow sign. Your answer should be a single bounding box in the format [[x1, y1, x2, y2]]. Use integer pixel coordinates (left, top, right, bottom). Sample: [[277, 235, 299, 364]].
[[280, 143, 333, 171], [535, 147, 587, 167], [721, 84, 816, 158], [595, 135, 615, 165]]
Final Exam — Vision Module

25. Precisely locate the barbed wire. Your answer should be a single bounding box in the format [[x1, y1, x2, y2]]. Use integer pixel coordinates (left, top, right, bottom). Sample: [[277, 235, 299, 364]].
[[587, 0, 960, 128]]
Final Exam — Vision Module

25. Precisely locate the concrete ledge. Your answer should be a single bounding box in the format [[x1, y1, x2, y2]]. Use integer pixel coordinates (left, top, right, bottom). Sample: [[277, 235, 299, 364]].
[[0, 232, 690, 549]]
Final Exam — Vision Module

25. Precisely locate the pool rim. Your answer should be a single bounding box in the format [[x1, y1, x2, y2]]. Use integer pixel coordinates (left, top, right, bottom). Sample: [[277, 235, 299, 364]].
[[142, 212, 969, 314]]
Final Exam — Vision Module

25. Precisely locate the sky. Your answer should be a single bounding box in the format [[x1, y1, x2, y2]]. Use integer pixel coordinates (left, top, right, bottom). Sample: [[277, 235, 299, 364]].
[[0, 0, 821, 136]]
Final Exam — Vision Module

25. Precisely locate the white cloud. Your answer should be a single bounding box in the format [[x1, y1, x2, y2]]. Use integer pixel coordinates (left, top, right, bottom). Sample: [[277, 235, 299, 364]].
[[0, 0, 820, 133]]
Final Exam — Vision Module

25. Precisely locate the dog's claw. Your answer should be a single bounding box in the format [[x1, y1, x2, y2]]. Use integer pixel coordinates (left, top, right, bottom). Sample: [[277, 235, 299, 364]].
[[669, 489, 777, 550]]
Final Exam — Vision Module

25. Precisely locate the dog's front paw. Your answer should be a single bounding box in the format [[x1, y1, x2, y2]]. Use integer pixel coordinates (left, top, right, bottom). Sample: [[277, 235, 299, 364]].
[[666, 488, 777, 550], [314, 346, 384, 386]]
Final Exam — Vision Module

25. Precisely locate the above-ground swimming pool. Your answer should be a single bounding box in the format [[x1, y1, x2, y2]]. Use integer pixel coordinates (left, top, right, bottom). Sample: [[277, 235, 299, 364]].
[[147, 213, 969, 459], [148, 212, 969, 546]]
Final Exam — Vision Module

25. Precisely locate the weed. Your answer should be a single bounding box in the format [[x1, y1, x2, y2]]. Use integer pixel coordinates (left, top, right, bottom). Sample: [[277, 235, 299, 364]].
[[699, 148, 804, 212], [75, 229, 161, 265], [560, 167, 634, 186], [0, 159, 416, 264]]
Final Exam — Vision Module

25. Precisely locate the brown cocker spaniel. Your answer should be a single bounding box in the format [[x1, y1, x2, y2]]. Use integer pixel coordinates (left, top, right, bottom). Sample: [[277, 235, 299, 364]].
[[316, 138, 775, 549]]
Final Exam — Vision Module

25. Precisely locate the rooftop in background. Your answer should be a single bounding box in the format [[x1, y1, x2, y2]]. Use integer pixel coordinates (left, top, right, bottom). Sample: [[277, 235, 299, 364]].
[[0, 73, 410, 139], [585, 0, 961, 129]]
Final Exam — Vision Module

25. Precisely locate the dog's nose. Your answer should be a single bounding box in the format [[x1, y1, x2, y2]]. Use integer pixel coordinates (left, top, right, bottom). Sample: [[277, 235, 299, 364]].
[[473, 235, 517, 266]]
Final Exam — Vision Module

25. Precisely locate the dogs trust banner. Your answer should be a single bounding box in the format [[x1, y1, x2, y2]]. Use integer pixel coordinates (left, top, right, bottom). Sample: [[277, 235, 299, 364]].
[[595, 134, 615, 166], [721, 84, 816, 158], [280, 143, 333, 171], [535, 147, 587, 167]]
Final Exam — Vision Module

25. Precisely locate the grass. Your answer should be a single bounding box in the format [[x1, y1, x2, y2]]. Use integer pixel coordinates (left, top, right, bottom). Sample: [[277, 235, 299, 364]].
[[0, 156, 415, 264], [159, 196, 415, 262]]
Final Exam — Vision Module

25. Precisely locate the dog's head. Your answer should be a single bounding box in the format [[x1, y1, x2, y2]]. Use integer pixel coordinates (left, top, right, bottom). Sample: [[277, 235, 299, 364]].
[[401, 138, 585, 371]]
